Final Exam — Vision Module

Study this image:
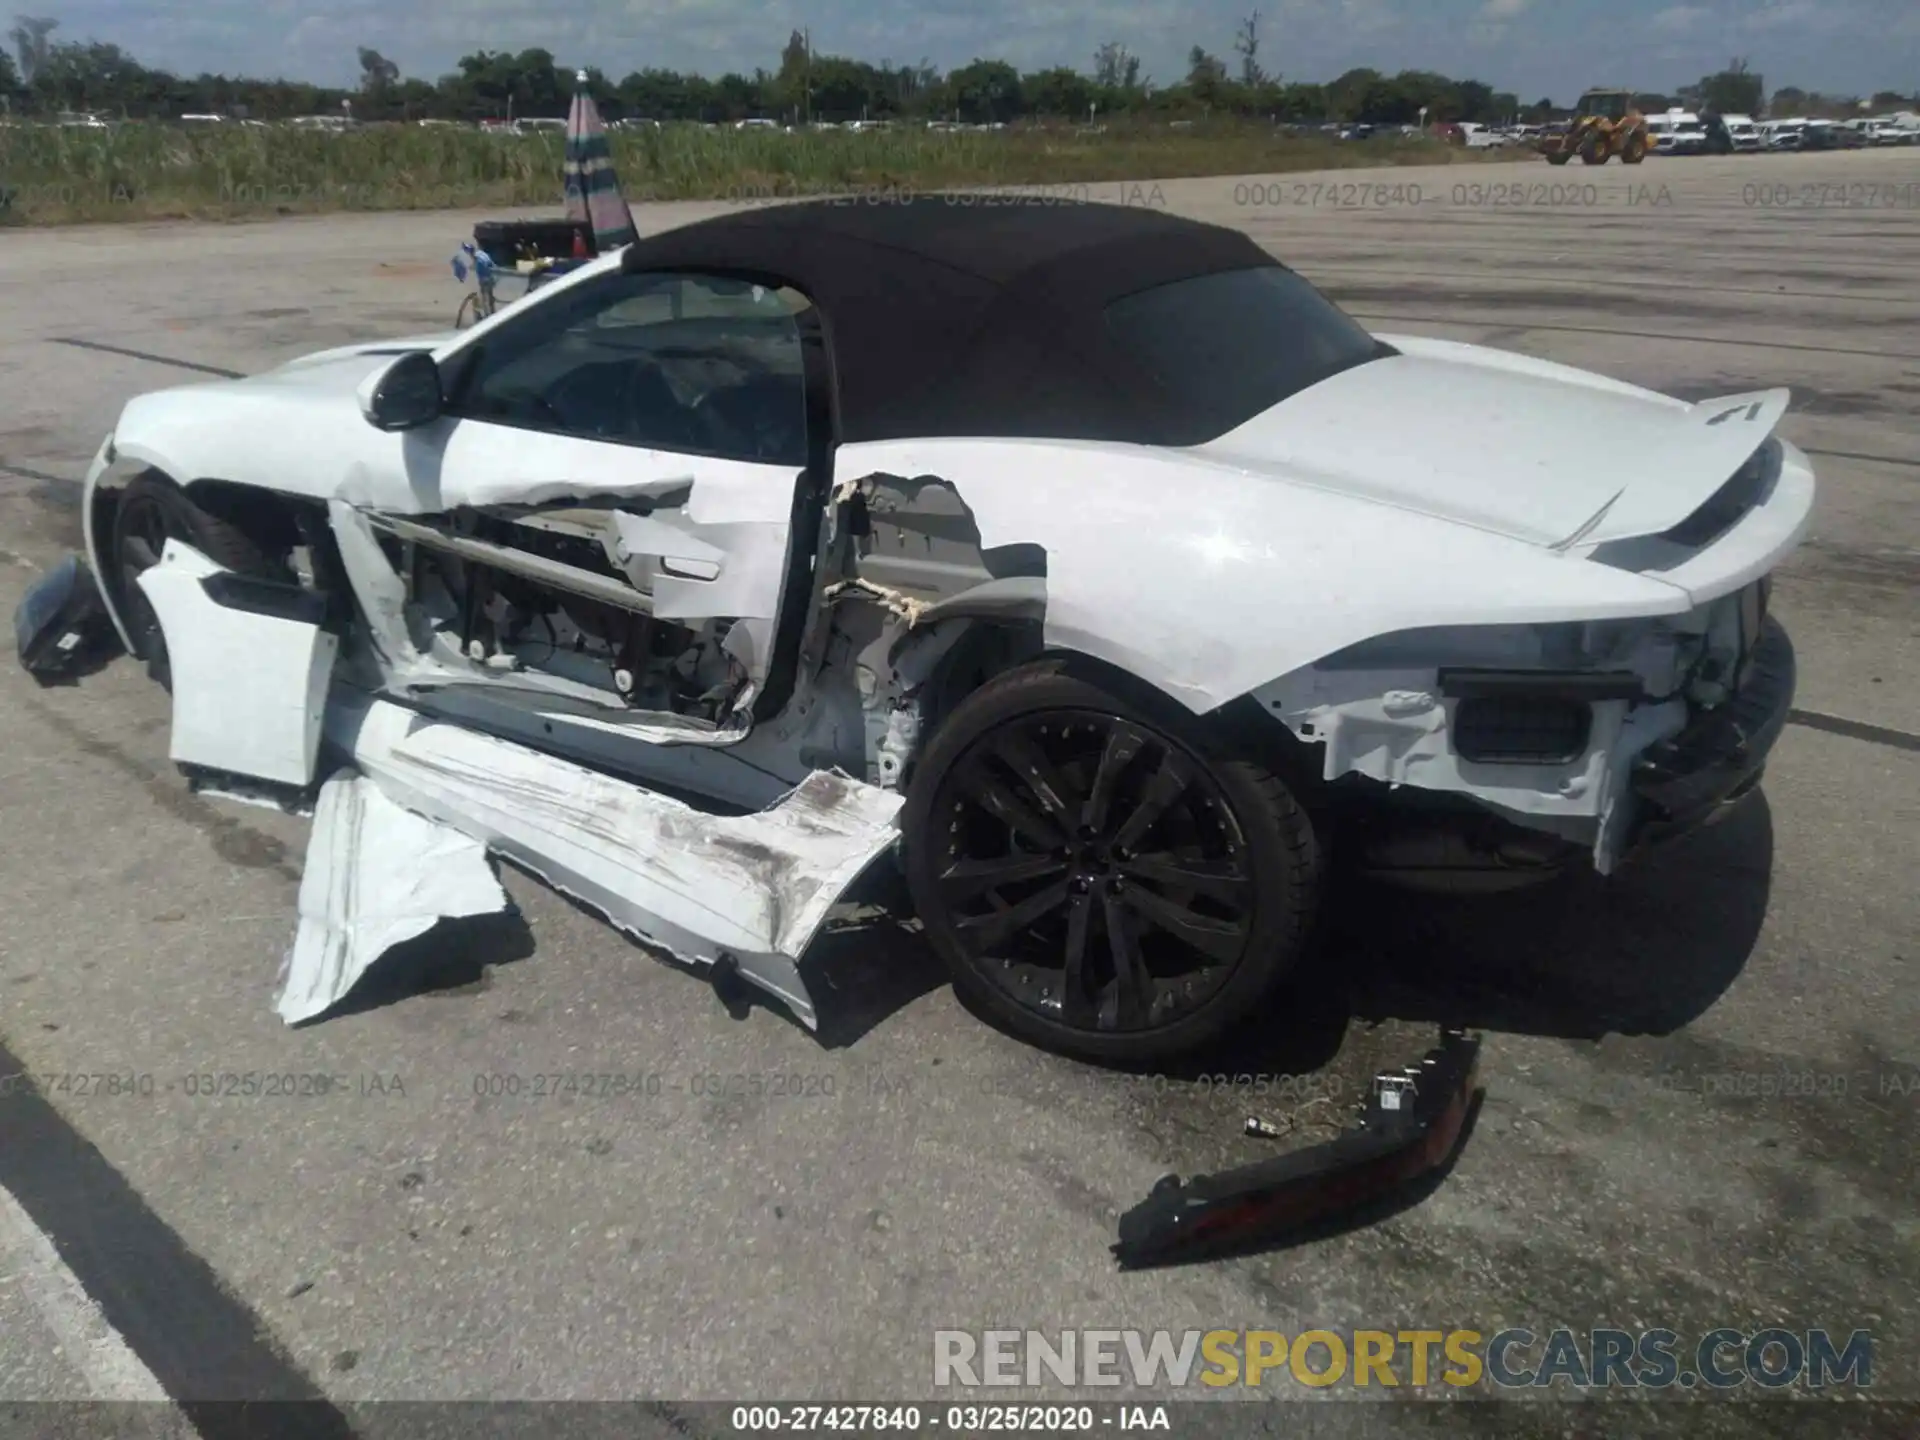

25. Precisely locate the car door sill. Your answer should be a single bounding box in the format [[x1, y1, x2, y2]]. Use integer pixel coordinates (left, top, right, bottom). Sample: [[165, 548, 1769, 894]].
[[323, 693, 904, 1029]]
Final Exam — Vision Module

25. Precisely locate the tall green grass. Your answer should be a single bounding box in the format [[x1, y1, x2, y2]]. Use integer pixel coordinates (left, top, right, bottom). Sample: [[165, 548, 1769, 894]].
[[0, 120, 1526, 224]]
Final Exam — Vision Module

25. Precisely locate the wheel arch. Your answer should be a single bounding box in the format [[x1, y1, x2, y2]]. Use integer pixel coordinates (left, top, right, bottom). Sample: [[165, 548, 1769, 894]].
[[175, 477, 306, 553], [86, 465, 305, 653], [86, 458, 184, 654], [912, 631, 1326, 800]]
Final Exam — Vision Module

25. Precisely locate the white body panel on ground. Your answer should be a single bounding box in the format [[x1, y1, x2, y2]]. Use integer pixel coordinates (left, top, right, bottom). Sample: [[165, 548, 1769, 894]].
[[327, 695, 904, 1027], [279, 772, 510, 1024]]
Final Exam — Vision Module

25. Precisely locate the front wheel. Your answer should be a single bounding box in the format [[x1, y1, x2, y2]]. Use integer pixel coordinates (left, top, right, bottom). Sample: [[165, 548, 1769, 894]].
[[900, 659, 1323, 1063], [109, 474, 288, 689]]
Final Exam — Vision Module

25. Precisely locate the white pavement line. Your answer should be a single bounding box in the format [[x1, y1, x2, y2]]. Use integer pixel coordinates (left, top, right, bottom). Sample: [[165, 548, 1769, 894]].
[[0, 1179, 172, 1402]]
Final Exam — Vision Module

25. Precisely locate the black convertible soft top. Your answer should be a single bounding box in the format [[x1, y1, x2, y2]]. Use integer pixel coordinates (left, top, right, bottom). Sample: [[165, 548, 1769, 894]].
[[619, 197, 1293, 446]]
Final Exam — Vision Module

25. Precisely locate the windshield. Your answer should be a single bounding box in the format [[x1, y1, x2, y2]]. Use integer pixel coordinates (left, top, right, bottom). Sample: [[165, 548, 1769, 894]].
[[1104, 265, 1389, 443]]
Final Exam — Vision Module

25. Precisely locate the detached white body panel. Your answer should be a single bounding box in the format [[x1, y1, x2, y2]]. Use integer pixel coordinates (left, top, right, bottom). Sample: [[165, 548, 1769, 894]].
[[328, 695, 904, 1027], [137, 539, 338, 787], [280, 773, 509, 1024]]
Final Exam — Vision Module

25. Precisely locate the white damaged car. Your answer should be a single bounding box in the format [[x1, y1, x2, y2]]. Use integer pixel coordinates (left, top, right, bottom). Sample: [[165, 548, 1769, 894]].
[[45, 199, 1810, 1060]]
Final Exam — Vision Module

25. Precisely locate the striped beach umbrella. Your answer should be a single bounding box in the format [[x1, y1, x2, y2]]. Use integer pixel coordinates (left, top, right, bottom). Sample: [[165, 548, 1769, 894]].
[[564, 69, 637, 252]]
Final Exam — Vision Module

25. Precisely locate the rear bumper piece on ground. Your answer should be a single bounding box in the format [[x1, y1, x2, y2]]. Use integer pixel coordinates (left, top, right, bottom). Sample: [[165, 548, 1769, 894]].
[[326, 694, 905, 1028], [1111, 1030, 1482, 1268], [1627, 615, 1795, 853]]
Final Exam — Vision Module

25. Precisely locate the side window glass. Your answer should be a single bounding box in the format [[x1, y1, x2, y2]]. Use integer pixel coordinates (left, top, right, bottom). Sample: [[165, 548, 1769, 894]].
[[450, 270, 809, 465]]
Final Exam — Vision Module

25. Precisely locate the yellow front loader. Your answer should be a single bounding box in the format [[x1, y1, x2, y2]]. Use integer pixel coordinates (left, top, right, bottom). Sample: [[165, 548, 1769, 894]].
[[1539, 89, 1650, 165]]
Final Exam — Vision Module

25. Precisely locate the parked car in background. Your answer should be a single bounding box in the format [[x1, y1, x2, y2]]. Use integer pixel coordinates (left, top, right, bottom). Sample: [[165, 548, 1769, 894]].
[[1720, 115, 1763, 151], [1835, 119, 1877, 144], [1760, 119, 1805, 150], [1858, 118, 1916, 146], [1801, 121, 1864, 150], [1647, 110, 1708, 154], [55, 111, 110, 129], [1455, 122, 1512, 149]]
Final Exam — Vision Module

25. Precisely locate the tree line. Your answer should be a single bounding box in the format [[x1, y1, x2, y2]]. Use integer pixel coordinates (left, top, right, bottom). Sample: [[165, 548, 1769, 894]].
[[3, 16, 1911, 126]]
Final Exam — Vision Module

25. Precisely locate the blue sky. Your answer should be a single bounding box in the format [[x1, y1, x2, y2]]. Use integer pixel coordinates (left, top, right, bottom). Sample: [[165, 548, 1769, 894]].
[[21, 0, 1920, 102]]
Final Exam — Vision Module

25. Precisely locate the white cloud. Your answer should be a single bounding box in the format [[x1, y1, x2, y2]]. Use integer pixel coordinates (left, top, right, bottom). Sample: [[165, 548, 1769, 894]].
[[1650, 4, 1711, 31], [1339, 0, 1404, 34], [1746, 0, 1822, 28]]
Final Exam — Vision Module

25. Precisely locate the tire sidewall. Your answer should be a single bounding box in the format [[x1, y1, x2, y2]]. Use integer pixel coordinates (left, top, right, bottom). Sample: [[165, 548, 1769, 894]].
[[109, 481, 180, 683], [109, 474, 286, 684], [901, 657, 1319, 1064]]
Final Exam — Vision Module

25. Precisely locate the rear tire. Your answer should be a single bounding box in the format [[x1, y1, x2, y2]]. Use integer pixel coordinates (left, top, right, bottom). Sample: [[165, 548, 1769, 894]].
[[900, 657, 1323, 1064], [109, 473, 288, 689]]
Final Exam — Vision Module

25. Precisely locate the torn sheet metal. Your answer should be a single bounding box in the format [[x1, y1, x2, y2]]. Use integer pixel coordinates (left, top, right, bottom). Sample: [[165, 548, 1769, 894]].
[[279, 771, 509, 1024], [138, 539, 338, 787], [1112, 1029, 1482, 1269], [326, 695, 904, 1027]]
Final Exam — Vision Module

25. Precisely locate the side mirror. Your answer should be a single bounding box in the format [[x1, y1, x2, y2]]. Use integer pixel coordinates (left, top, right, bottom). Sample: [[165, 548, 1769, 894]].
[[359, 351, 443, 431]]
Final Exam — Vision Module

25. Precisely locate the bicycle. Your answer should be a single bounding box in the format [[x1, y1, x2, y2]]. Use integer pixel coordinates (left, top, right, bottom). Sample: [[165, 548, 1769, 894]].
[[452, 241, 580, 327], [451, 241, 500, 329]]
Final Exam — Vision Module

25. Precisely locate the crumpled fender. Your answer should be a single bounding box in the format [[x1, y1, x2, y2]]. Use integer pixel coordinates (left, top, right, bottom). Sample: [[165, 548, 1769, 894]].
[[831, 437, 1696, 713]]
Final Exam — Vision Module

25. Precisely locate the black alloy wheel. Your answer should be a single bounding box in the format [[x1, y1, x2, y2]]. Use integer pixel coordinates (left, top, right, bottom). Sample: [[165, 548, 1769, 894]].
[[902, 661, 1322, 1063]]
